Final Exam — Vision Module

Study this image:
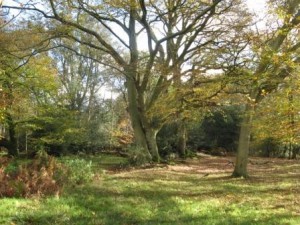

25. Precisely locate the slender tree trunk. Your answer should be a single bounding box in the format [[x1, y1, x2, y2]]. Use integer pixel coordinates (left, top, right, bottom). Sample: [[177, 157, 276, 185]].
[[292, 146, 298, 159], [292, 145, 299, 159], [288, 93, 297, 159], [289, 142, 293, 159], [25, 131, 28, 155], [232, 104, 254, 178], [173, 62, 187, 158], [177, 121, 187, 158], [6, 112, 18, 157], [283, 145, 288, 158]]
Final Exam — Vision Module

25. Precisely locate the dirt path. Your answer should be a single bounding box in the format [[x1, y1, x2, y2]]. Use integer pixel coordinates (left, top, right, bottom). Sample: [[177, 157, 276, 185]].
[[112, 155, 300, 183]]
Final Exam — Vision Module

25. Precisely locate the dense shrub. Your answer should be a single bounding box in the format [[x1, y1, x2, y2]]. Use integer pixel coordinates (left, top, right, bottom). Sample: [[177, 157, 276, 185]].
[[0, 155, 67, 198], [127, 145, 152, 166], [188, 107, 241, 153], [0, 154, 98, 198], [252, 137, 282, 157], [157, 123, 179, 158], [63, 158, 94, 185]]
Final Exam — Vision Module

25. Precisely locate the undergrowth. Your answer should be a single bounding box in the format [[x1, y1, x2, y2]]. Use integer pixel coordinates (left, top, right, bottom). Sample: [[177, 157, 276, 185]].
[[0, 154, 95, 198], [0, 155, 299, 225], [0, 155, 66, 198]]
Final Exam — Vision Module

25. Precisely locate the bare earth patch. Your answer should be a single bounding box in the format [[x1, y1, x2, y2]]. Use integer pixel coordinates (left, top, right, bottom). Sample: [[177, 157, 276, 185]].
[[111, 155, 300, 219], [114, 155, 300, 180]]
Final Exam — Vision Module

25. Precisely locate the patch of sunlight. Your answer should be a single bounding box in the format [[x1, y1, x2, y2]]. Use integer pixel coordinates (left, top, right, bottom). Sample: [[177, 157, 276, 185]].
[[173, 196, 222, 215], [0, 198, 38, 223]]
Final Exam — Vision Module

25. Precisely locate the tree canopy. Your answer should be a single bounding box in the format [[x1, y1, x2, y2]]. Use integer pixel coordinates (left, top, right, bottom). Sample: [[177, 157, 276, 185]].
[[1, 0, 300, 177]]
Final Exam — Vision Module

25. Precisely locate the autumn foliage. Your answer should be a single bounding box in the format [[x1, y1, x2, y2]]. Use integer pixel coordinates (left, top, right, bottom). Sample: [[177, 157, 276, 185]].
[[0, 155, 67, 198]]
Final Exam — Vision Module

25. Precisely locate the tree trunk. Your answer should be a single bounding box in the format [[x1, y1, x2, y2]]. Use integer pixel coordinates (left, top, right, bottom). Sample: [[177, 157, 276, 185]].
[[292, 145, 298, 159], [177, 121, 187, 158], [6, 112, 18, 157], [145, 128, 160, 162], [232, 104, 254, 178], [127, 79, 148, 148], [126, 76, 153, 159], [126, 73, 162, 162]]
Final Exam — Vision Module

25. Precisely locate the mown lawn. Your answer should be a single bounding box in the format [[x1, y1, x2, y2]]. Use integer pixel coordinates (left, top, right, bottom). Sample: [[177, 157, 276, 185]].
[[1, 154, 299, 225]]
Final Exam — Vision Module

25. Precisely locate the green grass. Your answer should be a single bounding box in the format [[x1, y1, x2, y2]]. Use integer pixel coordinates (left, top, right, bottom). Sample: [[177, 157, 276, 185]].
[[59, 153, 128, 171], [1, 154, 300, 225]]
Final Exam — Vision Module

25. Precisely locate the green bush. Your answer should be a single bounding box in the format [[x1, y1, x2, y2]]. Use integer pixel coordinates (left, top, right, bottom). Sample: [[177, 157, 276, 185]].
[[254, 137, 281, 157], [3, 160, 19, 176], [188, 106, 241, 152], [64, 158, 94, 185], [157, 123, 178, 157], [127, 145, 152, 166]]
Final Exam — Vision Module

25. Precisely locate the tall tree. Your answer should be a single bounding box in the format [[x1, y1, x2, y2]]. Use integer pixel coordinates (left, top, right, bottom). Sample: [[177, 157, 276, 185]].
[[252, 72, 300, 158], [232, 0, 300, 177], [0, 16, 59, 156], [52, 41, 106, 112], [4, 0, 248, 161]]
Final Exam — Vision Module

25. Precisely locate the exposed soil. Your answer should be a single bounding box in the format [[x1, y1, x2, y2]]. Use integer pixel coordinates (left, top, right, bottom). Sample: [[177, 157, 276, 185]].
[[112, 154, 300, 184]]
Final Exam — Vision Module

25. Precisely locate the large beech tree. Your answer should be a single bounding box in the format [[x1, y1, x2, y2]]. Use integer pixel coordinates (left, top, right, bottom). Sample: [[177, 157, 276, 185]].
[[232, 0, 300, 177], [4, 0, 247, 161]]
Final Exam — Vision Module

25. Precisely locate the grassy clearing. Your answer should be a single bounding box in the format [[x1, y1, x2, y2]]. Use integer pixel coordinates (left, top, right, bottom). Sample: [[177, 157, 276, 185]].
[[1, 154, 300, 225]]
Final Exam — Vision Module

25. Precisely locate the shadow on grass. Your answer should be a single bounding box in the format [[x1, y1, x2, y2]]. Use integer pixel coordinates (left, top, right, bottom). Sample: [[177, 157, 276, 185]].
[[6, 156, 300, 225], [10, 182, 298, 225]]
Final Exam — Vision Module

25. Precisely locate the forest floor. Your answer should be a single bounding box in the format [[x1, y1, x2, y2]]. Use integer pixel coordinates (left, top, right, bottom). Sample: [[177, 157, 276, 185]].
[[1, 153, 300, 225]]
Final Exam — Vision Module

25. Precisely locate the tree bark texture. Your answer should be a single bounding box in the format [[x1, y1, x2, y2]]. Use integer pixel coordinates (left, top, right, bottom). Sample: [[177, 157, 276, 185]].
[[145, 128, 160, 162], [177, 121, 187, 158], [232, 104, 254, 178], [126, 75, 160, 161]]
